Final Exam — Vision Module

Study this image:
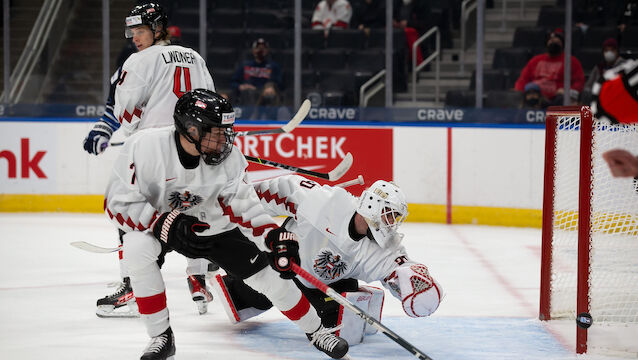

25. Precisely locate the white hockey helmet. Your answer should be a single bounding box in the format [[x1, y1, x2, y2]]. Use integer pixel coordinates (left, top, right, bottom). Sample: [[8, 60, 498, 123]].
[[357, 180, 408, 248]]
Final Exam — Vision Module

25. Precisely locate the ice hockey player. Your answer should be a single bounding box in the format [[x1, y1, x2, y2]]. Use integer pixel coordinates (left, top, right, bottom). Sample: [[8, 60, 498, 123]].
[[82, 2, 216, 317], [212, 175, 444, 345], [104, 89, 350, 360]]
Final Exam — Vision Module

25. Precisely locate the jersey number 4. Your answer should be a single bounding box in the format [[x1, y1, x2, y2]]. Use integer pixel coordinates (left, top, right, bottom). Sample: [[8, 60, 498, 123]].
[[173, 66, 192, 98]]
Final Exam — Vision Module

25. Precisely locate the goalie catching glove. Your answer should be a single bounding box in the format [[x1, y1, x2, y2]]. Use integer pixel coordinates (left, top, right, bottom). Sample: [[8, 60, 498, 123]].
[[151, 210, 212, 259], [265, 227, 300, 279], [385, 264, 443, 317]]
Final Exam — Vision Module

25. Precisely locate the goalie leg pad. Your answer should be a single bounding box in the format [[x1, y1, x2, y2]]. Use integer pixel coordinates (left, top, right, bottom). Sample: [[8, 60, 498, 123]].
[[336, 290, 371, 345], [211, 273, 272, 324], [359, 285, 385, 335]]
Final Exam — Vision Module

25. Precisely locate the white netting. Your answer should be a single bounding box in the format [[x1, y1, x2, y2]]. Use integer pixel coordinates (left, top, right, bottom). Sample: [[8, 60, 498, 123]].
[[550, 113, 638, 327]]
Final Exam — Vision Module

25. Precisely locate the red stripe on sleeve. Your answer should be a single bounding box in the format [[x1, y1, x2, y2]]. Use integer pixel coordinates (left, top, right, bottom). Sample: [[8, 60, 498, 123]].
[[218, 198, 278, 237], [136, 291, 167, 315], [255, 189, 297, 214], [281, 294, 311, 321]]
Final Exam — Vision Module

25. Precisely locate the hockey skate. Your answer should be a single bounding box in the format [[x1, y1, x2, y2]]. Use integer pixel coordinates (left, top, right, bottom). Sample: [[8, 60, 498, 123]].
[[307, 324, 349, 359], [141, 326, 175, 360], [187, 275, 213, 315], [96, 277, 139, 318]]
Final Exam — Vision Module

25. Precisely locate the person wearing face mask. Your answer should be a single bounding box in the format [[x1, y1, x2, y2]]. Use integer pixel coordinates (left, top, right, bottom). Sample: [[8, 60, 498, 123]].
[[231, 38, 283, 107], [519, 82, 548, 109], [583, 38, 627, 104], [515, 29, 585, 103]]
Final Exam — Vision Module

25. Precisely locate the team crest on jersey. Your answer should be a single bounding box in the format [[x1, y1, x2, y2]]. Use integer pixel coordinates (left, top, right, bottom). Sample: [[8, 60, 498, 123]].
[[168, 191, 203, 210], [313, 249, 348, 281]]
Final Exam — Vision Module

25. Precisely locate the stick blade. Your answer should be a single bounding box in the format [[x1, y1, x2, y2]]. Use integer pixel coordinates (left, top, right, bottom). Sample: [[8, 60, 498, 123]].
[[70, 241, 120, 253], [328, 152, 353, 181], [282, 99, 310, 133]]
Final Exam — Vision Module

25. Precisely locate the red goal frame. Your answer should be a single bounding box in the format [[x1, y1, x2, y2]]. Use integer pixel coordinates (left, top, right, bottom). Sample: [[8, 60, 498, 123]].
[[540, 106, 593, 354]]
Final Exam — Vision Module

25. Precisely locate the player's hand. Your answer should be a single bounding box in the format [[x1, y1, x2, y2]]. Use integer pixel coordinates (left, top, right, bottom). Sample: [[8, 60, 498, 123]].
[[83, 119, 114, 155], [152, 210, 211, 258], [602, 149, 638, 177], [265, 227, 300, 279]]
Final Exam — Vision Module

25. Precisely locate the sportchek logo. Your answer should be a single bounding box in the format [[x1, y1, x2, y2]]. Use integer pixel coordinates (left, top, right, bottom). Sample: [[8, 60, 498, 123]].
[[0, 138, 47, 179], [235, 133, 347, 159]]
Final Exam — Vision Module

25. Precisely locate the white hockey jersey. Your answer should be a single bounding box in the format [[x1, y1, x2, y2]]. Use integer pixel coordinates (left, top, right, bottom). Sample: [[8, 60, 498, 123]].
[[104, 126, 276, 247], [311, 0, 352, 30], [254, 175, 415, 292], [114, 44, 215, 137]]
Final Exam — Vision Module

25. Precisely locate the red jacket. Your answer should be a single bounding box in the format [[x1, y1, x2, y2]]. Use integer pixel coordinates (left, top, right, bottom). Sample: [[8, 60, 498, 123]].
[[515, 53, 585, 100]]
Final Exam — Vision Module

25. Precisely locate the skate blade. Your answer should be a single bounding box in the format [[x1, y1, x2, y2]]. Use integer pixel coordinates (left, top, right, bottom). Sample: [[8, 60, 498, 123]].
[[96, 305, 140, 318], [195, 300, 208, 315]]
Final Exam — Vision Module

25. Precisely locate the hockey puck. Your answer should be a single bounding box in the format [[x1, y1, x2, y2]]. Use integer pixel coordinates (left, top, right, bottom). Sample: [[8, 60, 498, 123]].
[[576, 312, 593, 329]]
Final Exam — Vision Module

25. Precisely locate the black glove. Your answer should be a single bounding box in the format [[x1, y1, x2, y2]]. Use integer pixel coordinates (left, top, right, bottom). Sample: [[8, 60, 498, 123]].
[[152, 210, 211, 259], [265, 227, 300, 279]]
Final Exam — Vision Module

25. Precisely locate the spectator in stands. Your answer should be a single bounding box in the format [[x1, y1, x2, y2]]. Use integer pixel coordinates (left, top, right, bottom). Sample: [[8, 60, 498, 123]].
[[514, 29, 585, 104], [167, 25, 182, 45], [311, 0, 353, 36], [231, 38, 283, 106], [520, 82, 548, 109], [618, 0, 638, 33], [353, 0, 385, 31], [251, 81, 292, 121], [583, 38, 627, 103], [393, 0, 429, 66]]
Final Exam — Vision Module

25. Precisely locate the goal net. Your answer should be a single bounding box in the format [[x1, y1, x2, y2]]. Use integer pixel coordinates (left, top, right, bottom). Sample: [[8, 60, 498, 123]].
[[540, 106, 638, 355]]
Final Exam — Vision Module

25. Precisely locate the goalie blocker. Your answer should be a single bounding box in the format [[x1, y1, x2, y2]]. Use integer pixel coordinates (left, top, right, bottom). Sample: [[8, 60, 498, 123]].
[[212, 263, 441, 345]]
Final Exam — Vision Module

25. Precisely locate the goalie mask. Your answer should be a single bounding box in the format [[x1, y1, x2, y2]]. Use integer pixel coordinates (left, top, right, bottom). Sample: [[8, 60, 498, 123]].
[[357, 180, 408, 249], [174, 89, 236, 166], [125, 3, 168, 40]]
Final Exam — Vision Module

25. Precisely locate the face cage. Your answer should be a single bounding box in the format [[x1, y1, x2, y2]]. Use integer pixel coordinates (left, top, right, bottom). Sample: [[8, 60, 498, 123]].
[[195, 127, 236, 166]]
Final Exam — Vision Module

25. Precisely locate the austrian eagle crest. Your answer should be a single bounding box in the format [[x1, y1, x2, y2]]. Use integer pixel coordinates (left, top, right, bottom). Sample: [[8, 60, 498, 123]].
[[168, 190, 203, 210], [313, 249, 348, 281]]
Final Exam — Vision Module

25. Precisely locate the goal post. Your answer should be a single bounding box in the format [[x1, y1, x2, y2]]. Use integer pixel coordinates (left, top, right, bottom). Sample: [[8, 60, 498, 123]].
[[540, 106, 638, 355]]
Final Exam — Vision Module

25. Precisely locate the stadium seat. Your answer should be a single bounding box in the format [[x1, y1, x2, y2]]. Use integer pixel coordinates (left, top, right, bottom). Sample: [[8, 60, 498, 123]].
[[323, 91, 345, 106], [271, 48, 311, 70], [445, 90, 477, 107], [211, 68, 235, 93], [326, 29, 367, 49], [492, 48, 532, 70], [302, 29, 326, 49], [576, 48, 602, 73], [470, 69, 507, 91], [208, 29, 247, 49], [581, 27, 618, 48], [367, 29, 406, 50], [245, 9, 284, 28], [212, 0, 244, 10], [209, 9, 244, 28], [620, 27, 638, 49], [536, 7, 565, 28], [207, 47, 239, 70], [485, 90, 522, 109], [311, 49, 348, 71], [512, 27, 547, 48], [348, 49, 385, 72]]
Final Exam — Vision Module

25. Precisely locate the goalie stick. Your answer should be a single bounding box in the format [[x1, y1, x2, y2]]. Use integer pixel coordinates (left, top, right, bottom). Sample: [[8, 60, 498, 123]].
[[109, 99, 311, 147], [245, 152, 353, 181], [291, 263, 434, 360]]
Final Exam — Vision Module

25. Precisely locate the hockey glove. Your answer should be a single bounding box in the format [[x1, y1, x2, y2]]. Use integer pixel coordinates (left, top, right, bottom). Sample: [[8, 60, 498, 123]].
[[152, 210, 212, 259], [83, 118, 117, 155], [265, 227, 300, 279]]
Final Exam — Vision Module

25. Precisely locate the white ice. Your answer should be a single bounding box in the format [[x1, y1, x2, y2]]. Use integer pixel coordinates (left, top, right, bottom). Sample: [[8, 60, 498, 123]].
[[0, 213, 633, 359]]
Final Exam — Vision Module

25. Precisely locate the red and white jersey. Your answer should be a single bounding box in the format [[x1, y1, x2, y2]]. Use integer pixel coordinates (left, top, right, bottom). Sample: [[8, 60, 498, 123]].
[[104, 126, 277, 246], [254, 175, 414, 290], [114, 43, 215, 137], [311, 0, 352, 30]]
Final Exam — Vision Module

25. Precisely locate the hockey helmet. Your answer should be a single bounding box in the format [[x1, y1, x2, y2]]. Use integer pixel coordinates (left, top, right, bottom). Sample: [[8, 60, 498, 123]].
[[125, 3, 168, 39], [174, 89, 236, 165], [357, 180, 409, 249]]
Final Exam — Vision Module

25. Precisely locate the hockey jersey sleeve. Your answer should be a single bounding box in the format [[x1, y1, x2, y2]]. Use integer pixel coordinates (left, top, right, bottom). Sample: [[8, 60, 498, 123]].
[[217, 154, 279, 243], [103, 138, 159, 232], [114, 57, 149, 138], [253, 174, 316, 217]]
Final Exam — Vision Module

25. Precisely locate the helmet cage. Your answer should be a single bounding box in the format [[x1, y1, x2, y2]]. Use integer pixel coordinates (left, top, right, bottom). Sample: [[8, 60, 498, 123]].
[[357, 180, 409, 249], [181, 119, 236, 166]]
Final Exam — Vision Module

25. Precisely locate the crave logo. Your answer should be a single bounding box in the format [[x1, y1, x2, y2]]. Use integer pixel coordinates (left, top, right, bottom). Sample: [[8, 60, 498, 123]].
[[0, 138, 47, 179], [168, 190, 203, 210]]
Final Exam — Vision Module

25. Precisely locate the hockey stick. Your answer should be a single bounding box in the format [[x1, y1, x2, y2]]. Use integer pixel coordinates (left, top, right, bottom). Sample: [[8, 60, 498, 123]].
[[291, 263, 434, 360], [335, 175, 364, 188], [235, 99, 310, 137], [109, 99, 311, 147], [70, 241, 120, 253], [245, 152, 353, 181]]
